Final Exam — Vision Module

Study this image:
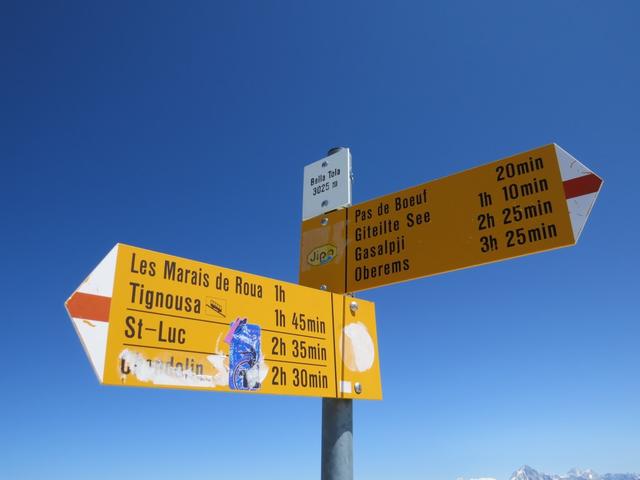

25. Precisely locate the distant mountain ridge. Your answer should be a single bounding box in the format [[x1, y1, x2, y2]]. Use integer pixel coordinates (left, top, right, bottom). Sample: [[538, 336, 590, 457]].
[[510, 465, 640, 480]]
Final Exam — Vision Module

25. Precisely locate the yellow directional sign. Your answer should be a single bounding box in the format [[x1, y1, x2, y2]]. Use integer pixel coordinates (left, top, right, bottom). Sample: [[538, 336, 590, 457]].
[[300, 144, 603, 293], [65, 244, 381, 400]]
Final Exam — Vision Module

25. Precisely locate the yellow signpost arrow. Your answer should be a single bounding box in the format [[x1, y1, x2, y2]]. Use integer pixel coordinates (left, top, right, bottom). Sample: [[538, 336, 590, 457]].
[[300, 144, 603, 293], [65, 243, 381, 400]]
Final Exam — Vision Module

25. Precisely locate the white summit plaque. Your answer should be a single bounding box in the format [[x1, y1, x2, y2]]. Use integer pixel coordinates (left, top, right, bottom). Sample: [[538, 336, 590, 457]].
[[302, 148, 352, 220]]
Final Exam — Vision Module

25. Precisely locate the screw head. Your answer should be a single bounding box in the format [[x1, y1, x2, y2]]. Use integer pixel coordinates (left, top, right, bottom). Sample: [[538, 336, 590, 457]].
[[322, 161, 328, 168], [321, 217, 329, 226], [320, 284, 328, 291], [354, 382, 362, 394], [321, 200, 329, 207], [350, 301, 358, 312]]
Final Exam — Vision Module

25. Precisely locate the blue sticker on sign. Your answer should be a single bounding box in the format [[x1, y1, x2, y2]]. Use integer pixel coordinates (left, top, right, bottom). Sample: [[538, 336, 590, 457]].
[[227, 318, 262, 391]]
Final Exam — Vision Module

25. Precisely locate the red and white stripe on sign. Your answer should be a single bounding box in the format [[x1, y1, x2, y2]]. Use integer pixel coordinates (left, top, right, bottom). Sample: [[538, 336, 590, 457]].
[[556, 145, 603, 241], [65, 244, 119, 381], [563, 173, 603, 200], [66, 291, 111, 323]]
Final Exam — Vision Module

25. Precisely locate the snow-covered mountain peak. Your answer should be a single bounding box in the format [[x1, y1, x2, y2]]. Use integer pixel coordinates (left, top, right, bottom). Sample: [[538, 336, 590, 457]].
[[564, 469, 600, 480], [507, 466, 639, 480], [511, 465, 554, 480]]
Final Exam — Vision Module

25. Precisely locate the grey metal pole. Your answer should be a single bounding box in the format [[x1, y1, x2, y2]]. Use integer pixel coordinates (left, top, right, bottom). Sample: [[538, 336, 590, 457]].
[[322, 397, 353, 479], [321, 146, 353, 480]]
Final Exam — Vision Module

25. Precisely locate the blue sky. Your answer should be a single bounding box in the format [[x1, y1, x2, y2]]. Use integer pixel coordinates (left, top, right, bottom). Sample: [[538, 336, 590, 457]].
[[1, 1, 639, 479]]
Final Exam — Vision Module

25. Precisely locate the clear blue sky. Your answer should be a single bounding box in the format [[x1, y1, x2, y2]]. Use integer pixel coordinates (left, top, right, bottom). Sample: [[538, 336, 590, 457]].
[[2, 2, 638, 479]]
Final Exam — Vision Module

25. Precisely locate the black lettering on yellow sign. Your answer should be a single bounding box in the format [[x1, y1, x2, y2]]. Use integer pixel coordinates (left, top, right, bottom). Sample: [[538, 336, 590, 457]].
[[129, 282, 201, 313], [235, 275, 263, 297], [354, 259, 410, 282], [394, 188, 428, 211], [94, 243, 382, 399], [300, 144, 578, 293], [269, 365, 330, 389], [163, 260, 210, 287], [495, 156, 544, 181], [124, 315, 186, 344], [130, 252, 156, 276]]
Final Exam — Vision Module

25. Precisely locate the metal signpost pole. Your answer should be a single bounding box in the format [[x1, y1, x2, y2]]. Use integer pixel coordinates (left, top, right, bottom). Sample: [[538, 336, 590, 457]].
[[321, 146, 353, 480], [322, 394, 352, 480]]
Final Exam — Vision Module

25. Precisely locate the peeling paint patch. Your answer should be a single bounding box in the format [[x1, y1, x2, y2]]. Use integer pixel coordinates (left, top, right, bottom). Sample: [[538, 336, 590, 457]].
[[119, 349, 220, 388], [341, 322, 375, 372], [206, 353, 229, 387]]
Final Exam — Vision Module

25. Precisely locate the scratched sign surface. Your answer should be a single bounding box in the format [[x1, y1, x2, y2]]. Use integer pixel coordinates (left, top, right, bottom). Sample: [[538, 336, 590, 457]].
[[65, 244, 381, 400]]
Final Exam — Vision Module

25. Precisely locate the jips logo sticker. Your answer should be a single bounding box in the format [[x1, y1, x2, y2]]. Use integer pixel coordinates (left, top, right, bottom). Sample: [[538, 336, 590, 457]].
[[307, 244, 337, 266]]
